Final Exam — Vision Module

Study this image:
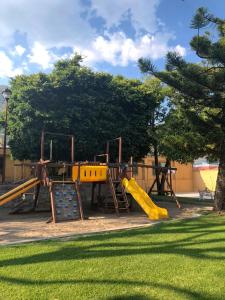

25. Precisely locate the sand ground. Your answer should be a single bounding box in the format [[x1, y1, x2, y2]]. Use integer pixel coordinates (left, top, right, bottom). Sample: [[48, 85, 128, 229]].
[[0, 202, 212, 245]]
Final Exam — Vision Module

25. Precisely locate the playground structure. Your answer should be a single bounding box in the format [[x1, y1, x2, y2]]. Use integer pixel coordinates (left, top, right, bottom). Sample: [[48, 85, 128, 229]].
[[0, 131, 180, 222]]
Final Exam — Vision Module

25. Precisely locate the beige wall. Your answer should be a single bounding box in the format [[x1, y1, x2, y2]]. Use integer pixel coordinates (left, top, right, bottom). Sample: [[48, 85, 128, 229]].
[[193, 168, 218, 192], [171, 161, 194, 193], [133, 156, 194, 193], [0, 149, 219, 193], [134, 156, 219, 193], [0, 148, 32, 182]]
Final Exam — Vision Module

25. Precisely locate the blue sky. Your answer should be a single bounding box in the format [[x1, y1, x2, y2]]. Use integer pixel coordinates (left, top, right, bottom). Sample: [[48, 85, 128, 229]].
[[0, 0, 224, 85]]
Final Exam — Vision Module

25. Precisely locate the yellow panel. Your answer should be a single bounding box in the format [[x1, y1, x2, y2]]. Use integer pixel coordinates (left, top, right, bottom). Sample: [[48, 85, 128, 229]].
[[72, 165, 108, 182]]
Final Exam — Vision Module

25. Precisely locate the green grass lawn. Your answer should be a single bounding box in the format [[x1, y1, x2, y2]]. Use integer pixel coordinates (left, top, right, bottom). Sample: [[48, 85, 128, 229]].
[[1, 213, 225, 300]]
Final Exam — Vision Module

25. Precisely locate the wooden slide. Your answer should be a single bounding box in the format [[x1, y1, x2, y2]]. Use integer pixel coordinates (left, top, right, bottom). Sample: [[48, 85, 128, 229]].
[[0, 178, 40, 206]]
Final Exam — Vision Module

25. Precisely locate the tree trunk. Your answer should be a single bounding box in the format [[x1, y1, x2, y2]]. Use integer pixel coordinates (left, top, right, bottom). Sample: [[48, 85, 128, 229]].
[[214, 138, 225, 211], [153, 142, 161, 195]]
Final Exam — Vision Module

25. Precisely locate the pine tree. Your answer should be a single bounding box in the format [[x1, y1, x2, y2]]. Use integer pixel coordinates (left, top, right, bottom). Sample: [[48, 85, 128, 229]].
[[139, 7, 225, 210]]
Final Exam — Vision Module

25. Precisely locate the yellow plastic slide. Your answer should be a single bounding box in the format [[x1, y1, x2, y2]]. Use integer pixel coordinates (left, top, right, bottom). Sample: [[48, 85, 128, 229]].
[[122, 177, 169, 220], [0, 178, 40, 206]]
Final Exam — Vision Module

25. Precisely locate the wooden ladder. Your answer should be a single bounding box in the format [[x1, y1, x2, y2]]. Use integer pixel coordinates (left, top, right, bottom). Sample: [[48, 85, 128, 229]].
[[107, 169, 130, 215]]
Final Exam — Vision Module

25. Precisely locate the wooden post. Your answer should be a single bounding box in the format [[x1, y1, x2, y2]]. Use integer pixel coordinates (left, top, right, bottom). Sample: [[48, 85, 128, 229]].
[[148, 178, 157, 195], [77, 162, 81, 183], [49, 182, 57, 223], [71, 135, 74, 163], [118, 137, 122, 164], [106, 141, 110, 163], [2, 98, 8, 184], [75, 181, 84, 220], [165, 176, 181, 209], [41, 130, 45, 160], [169, 166, 173, 196], [49, 140, 53, 161], [114, 137, 122, 178], [130, 156, 133, 177], [33, 183, 41, 211]]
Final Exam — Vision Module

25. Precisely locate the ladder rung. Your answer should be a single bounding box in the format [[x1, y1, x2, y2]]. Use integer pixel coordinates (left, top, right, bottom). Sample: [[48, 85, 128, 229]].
[[107, 170, 129, 215]]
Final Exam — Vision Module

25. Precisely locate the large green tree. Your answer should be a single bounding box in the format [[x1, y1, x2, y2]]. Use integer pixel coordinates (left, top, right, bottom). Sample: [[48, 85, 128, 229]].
[[8, 55, 154, 163], [139, 7, 225, 210], [140, 78, 172, 194]]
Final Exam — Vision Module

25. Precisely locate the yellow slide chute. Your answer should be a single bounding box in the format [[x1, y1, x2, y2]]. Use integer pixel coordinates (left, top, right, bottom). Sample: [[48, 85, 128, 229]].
[[122, 178, 169, 220], [0, 178, 40, 206]]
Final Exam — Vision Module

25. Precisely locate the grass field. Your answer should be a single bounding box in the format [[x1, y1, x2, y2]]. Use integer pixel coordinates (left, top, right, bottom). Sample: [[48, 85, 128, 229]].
[[0, 213, 225, 300]]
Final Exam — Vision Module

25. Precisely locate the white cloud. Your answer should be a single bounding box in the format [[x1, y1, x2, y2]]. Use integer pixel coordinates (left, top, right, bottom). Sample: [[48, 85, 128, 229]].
[[14, 45, 26, 56], [0, 51, 23, 77], [0, 0, 95, 48], [74, 32, 185, 67], [28, 41, 69, 69], [11, 45, 26, 56], [0, 0, 186, 79], [90, 0, 161, 34], [174, 45, 186, 57], [28, 42, 52, 69], [12, 67, 24, 76]]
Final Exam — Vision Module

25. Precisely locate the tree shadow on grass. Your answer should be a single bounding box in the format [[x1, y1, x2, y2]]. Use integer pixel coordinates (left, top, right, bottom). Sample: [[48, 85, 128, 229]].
[[69, 215, 225, 243], [105, 295, 149, 300], [0, 215, 225, 268], [0, 276, 215, 300]]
